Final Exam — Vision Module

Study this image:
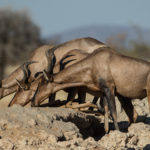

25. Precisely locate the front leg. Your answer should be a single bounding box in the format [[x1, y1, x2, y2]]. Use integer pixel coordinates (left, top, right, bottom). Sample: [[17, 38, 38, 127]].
[[48, 93, 56, 106], [117, 94, 138, 124], [31, 82, 42, 107], [65, 88, 77, 107]]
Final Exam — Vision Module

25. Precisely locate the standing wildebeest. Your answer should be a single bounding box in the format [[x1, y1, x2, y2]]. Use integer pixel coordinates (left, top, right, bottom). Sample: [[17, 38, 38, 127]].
[[0, 37, 107, 99], [32, 46, 150, 132]]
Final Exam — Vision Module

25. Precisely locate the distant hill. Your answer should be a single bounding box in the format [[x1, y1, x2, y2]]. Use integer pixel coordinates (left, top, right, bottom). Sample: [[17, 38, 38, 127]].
[[46, 24, 150, 47]]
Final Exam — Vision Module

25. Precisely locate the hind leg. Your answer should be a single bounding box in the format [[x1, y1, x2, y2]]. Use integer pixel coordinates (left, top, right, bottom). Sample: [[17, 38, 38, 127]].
[[117, 94, 138, 124], [89, 97, 105, 114], [88, 96, 99, 111]]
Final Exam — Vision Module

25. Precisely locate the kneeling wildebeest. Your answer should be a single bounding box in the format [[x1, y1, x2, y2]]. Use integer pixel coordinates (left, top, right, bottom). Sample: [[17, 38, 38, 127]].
[[32, 46, 150, 132]]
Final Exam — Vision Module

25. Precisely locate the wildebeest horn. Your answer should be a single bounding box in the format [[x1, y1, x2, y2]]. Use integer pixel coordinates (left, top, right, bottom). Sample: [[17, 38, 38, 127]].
[[61, 54, 75, 60], [60, 59, 76, 71], [16, 61, 37, 90], [21, 61, 38, 83], [45, 47, 56, 75], [59, 54, 76, 71]]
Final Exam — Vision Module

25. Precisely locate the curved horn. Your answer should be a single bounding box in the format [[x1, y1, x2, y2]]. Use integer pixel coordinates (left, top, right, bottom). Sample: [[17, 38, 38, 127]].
[[45, 47, 56, 75], [17, 61, 37, 90], [21, 63, 28, 83], [61, 54, 75, 61], [21, 61, 38, 83], [60, 59, 76, 71], [59, 54, 76, 71]]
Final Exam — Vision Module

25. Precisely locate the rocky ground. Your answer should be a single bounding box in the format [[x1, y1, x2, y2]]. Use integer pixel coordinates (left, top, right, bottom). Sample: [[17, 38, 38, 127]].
[[0, 98, 150, 150]]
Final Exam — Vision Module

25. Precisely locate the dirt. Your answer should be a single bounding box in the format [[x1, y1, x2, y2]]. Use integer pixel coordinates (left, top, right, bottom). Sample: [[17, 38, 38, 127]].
[[0, 97, 149, 150]]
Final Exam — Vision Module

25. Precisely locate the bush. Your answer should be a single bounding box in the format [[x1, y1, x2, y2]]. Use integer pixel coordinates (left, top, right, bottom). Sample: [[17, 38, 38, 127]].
[[0, 7, 42, 79]]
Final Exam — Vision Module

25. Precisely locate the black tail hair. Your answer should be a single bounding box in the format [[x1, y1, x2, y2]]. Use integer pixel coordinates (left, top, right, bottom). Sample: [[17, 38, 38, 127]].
[[99, 78, 108, 89]]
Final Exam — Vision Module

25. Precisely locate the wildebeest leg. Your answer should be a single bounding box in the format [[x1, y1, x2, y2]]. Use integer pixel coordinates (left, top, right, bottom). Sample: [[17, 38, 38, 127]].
[[0, 85, 18, 99], [8, 89, 31, 107], [66, 101, 98, 109], [65, 88, 78, 107], [77, 91, 86, 104], [117, 94, 138, 124], [77, 91, 86, 110], [48, 93, 56, 106], [89, 97, 105, 114], [88, 97, 99, 111]]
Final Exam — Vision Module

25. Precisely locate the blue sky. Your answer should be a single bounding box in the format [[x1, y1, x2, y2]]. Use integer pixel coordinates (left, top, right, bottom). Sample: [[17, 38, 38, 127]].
[[0, 0, 150, 37]]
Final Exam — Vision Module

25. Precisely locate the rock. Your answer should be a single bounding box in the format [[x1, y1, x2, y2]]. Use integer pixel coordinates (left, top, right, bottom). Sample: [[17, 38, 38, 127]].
[[0, 106, 102, 149], [0, 104, 149, 149], [98, 130, 127, 149], [128, 123, 150, 148]]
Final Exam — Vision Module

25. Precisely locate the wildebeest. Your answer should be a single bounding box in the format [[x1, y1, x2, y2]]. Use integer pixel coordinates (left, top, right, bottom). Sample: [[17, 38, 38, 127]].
[[32, 46, 150, 132]]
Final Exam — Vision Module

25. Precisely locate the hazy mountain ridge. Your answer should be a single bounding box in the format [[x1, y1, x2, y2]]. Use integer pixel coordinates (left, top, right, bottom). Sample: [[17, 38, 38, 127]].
[[47, 24, 150, 45]]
